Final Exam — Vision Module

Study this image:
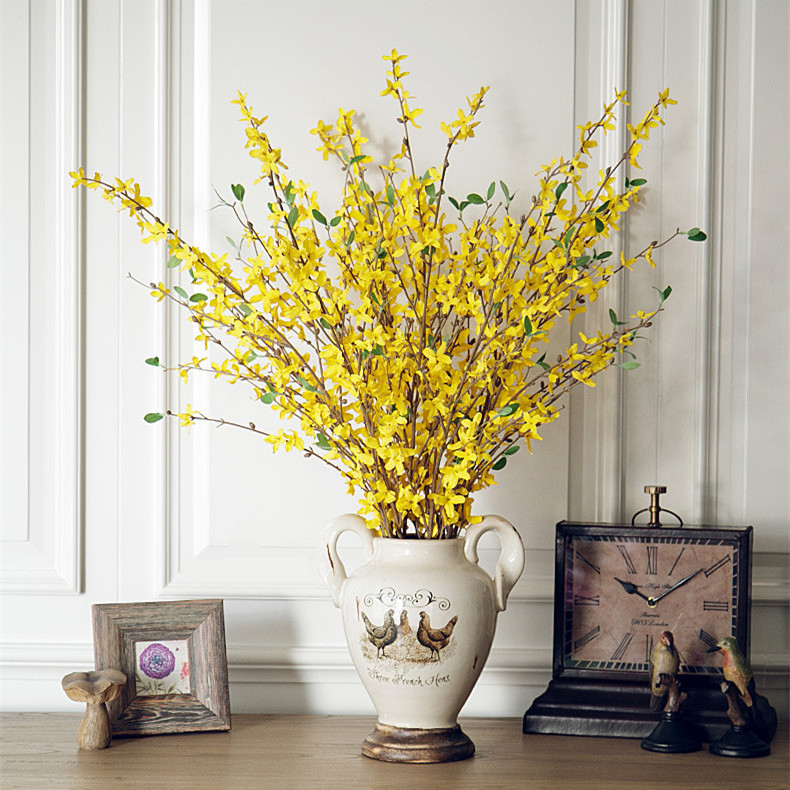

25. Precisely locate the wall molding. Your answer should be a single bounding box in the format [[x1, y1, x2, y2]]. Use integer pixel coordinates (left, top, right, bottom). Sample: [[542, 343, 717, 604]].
[[2, 635, 786, 713], [0, 0, 84, 595]]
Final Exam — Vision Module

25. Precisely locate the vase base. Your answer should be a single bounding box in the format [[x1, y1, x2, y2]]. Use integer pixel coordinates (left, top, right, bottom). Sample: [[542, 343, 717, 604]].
[[362, 722, 475, 763]]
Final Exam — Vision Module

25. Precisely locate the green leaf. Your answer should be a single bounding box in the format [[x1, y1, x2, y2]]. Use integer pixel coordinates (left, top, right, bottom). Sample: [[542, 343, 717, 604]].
[[523, 315, 533, 336], [492, 457, 507, 471], [297, 375, 317, 393], [173, 285, 188, 300], [609, 308, 619, 325], [260, 391, 277, 404], [619, 360, 641, 370], [596, 200, 610, 214], [448, 195, 460, 211], [386, 184, 396, 206], [315, 433, 331, 451], [287, 205, 299, 228], [653, 285, 672, 303], [555, 182, 568, 201], [320, 317, 333, 329], [144, 412, 164, 423], [231, 183, 245, 202], [687, 227, 707, 242], [563, 226, 575, 248], [574, 254, 591, 269], [190, 293, 208, 303], [536, 353, 551, 371], [349, 154, 366, 166], [486, 181, 496, 201], [595, 217, 605, 233], [145, 356, 160, 367], [226, 235, 237, 249], [167, 255, 181, 269], [238, 303, 253, 317], [500, 181, 512, 204], [595, 250, 613, 260], [467, 193, 485, 205], [498, 403, 519, 418], [630, 178, 647, 187], [312, 209, 328, 225], [346, 230, 355, 247], [504, 444, 520, 456], [330, 215, 342, 227]]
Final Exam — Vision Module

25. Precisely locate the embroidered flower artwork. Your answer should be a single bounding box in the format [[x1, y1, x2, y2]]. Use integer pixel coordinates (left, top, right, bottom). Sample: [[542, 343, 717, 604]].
[[134, 640, 190, 696]]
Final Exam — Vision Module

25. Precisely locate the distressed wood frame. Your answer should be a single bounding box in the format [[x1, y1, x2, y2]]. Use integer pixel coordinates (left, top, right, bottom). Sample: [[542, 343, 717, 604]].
[[92, 599, 231, 736]]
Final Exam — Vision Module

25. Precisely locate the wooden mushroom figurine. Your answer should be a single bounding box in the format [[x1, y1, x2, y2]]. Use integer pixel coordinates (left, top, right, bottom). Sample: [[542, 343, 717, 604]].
[[61, 669, 126, 750]]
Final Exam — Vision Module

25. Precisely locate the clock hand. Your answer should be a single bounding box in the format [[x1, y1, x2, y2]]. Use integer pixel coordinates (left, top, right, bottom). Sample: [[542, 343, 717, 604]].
[[613, 577, 653, 603], [648, 568, 704, 605]]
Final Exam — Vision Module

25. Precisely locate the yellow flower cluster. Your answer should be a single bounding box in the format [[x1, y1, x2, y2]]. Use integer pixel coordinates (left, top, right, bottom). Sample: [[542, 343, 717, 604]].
[[71, 51, 689, 538]]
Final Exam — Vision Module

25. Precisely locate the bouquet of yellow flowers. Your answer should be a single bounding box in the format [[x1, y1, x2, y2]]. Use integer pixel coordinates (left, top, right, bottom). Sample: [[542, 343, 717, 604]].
[[72, 51, 704, 539]]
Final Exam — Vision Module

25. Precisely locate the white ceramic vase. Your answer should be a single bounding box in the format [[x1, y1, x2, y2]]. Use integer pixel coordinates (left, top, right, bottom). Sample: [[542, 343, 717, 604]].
[[319, 513, 525, 762]]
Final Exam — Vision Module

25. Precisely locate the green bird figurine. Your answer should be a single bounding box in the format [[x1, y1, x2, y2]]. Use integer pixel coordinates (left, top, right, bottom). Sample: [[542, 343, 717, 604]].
[[707, 635, 778, 748], [649, 630, 681, 712], [707, 636, 753, 707]]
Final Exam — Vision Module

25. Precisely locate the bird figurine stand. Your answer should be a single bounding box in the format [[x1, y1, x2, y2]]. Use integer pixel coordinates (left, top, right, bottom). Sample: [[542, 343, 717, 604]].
[[640, 631, 702, 753], [706, 637, 777, 758]]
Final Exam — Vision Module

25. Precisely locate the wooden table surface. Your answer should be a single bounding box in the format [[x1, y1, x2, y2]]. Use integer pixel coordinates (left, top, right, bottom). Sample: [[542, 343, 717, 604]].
[[1, 714, 787, 790]]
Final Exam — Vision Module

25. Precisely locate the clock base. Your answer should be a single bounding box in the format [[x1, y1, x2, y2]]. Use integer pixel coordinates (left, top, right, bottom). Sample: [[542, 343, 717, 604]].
[[523, 677, 732, 741]]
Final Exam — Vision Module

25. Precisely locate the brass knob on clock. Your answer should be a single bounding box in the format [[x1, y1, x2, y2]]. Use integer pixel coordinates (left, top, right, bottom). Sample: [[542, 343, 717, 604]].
[[631, 485, 683, 527]]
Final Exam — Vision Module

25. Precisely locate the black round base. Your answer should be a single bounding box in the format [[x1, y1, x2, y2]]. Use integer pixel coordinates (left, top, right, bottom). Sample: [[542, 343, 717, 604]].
[[640, 711, 702, 754], [709, 725, 771, 758]]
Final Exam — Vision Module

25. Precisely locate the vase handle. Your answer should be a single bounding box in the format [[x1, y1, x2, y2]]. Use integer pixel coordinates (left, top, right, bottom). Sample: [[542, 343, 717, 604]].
[[318, 513, 374, 608], [464, 515, 525, 612]]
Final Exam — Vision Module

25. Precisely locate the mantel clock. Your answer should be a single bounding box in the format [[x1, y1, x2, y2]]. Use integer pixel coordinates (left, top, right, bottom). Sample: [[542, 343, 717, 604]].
[[524, 487, 753, 740]]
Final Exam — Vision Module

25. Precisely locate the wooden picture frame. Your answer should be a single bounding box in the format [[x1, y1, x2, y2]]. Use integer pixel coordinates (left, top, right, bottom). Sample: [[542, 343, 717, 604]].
[[92, 599, 231, 736]]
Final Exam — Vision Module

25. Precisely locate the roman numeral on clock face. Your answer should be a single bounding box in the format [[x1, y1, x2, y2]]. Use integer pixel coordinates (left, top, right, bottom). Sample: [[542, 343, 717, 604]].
[[574, 594, 600, 606], [610, 633, 634, 662], [617, 544, 637, 574], [703, 600, 729, 612], [645, 545, 658, 575], [575, 550, 600, 574], [698, 629, 719, 650], [645, 633, 654, 663], [574, 625, 601, 652], [668, 547, 685, 576], [704, 555, 731, 577]]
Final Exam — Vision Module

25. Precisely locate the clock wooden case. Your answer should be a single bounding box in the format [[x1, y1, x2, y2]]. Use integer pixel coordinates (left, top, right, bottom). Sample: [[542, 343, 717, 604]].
[[523, 520, 753, 741]]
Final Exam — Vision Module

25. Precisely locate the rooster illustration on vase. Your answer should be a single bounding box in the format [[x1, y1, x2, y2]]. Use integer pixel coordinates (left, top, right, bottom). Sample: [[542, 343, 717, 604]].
[[417, 611, 458, 661]]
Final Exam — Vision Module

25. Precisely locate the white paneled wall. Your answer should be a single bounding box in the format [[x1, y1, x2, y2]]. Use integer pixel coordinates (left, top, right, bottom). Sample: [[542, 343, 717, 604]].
[[1, 0, 787, 717]]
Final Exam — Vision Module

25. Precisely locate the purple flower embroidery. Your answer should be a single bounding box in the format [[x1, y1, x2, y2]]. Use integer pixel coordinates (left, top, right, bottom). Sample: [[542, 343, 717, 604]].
[[139, 643, 176, 679]]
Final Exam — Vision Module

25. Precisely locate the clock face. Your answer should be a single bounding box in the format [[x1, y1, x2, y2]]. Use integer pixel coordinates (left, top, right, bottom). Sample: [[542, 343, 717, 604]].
[[559, 526, 750, 679]]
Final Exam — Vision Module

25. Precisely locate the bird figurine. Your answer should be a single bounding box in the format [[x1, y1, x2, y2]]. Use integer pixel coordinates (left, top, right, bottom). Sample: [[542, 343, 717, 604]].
[[649, 630, 681, 712], [416, 612, 458, 661], [707, 636, 753, 707], [707, 635, 778, 749], [361, 609, 397, 659]]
